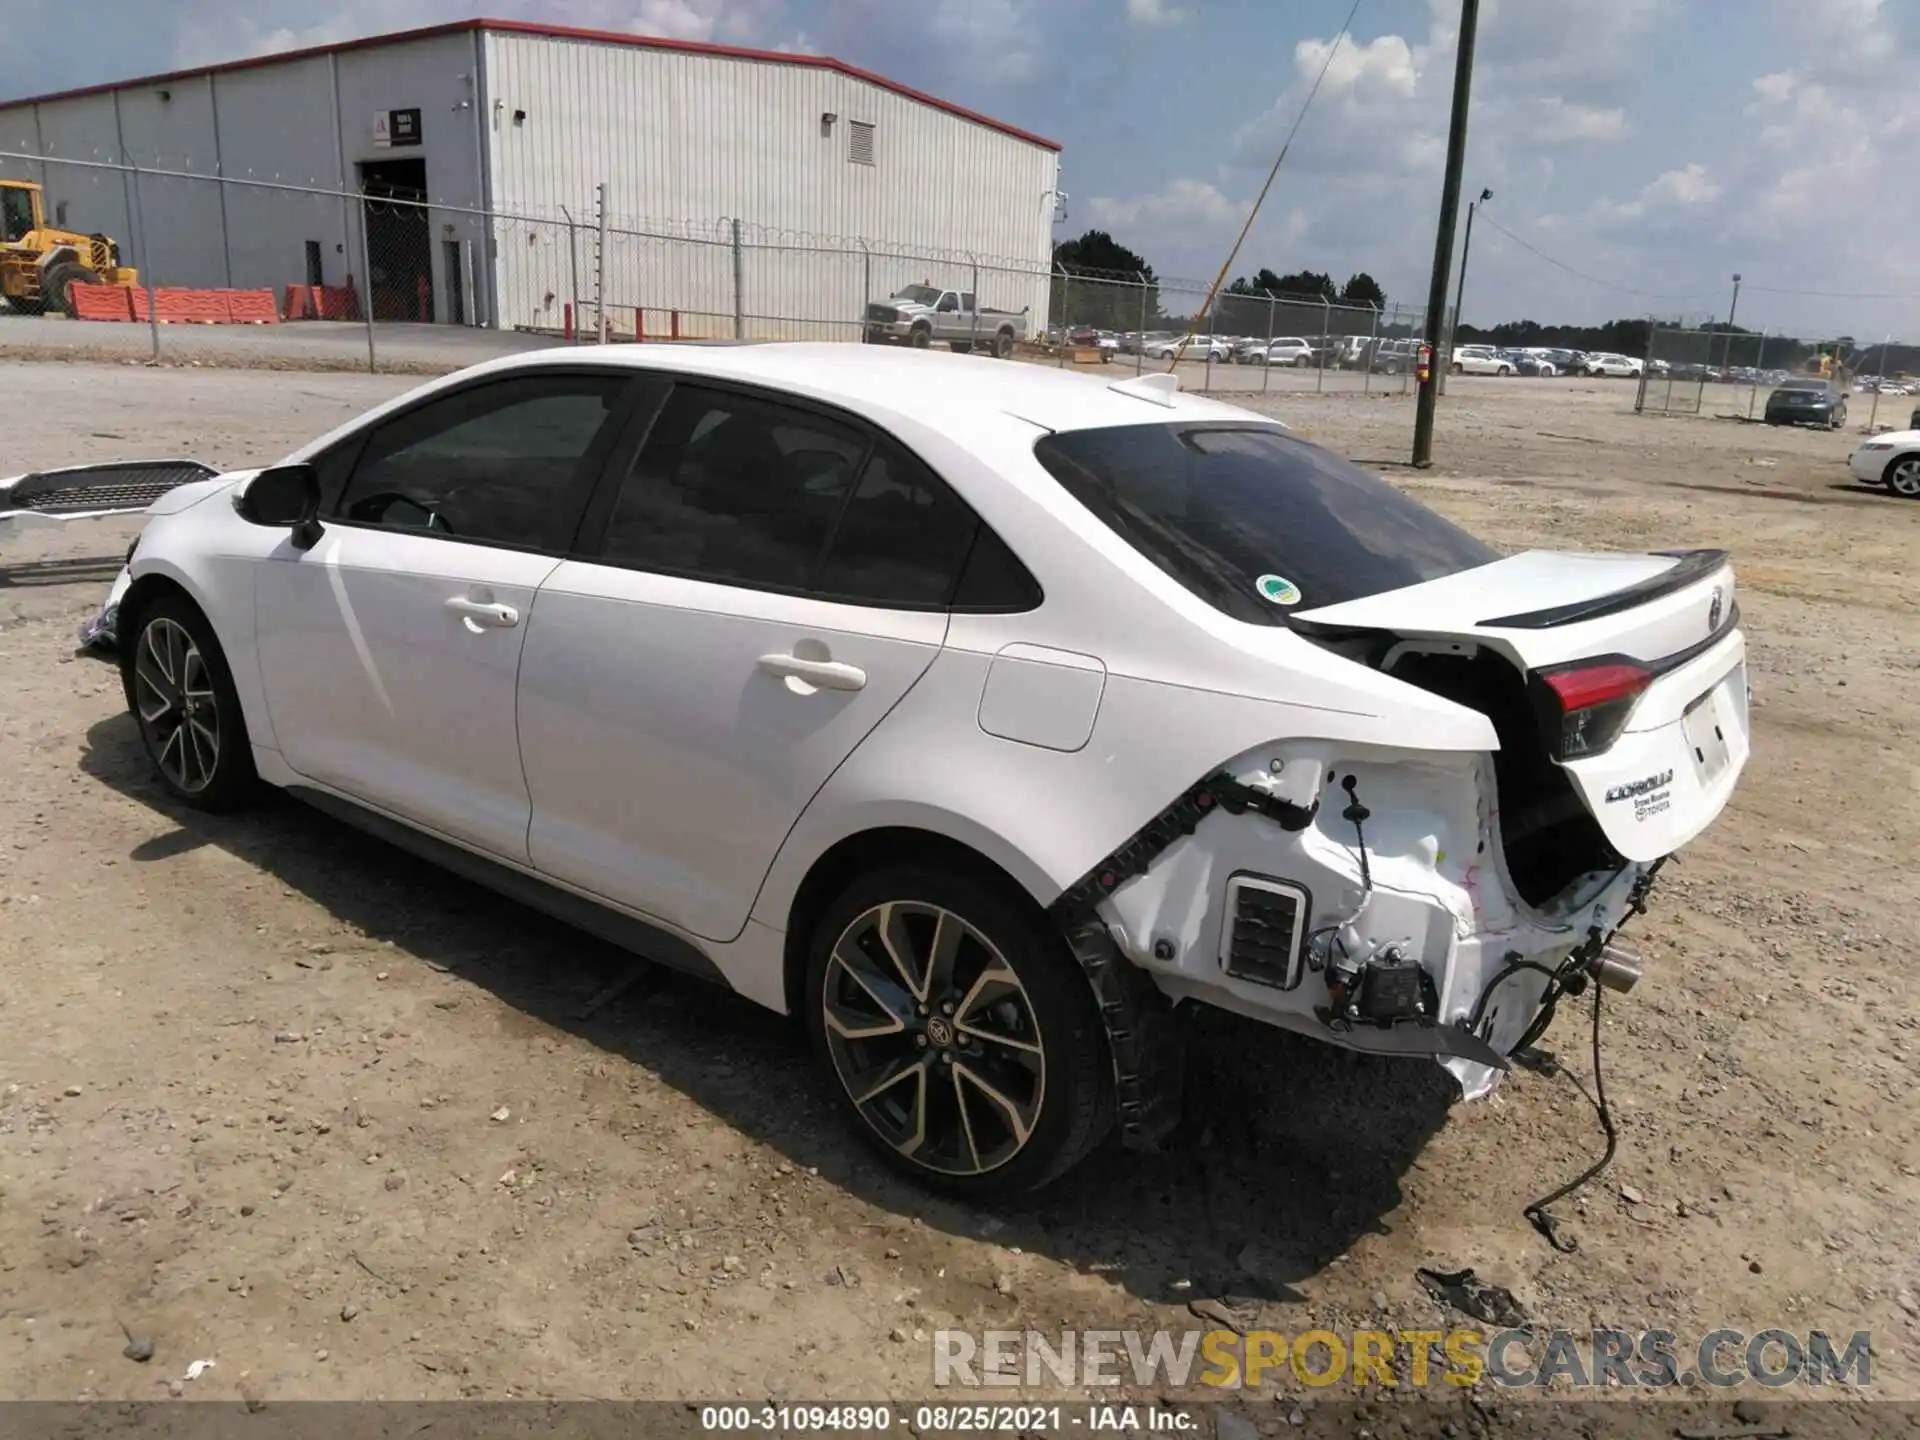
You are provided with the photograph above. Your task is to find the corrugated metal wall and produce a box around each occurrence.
[0,32,489,317]
[484,31,1058,339]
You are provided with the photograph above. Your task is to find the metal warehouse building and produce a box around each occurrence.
[0,19,1061,336]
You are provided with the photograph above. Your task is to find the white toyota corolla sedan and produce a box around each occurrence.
[94,343,1750,1195]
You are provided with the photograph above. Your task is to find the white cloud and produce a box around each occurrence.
[1531,98,1628,142]
[931,0,1037,82]
[1125,0,1191,27]
[1086,177,1239,233]
[1294,32,1416,100]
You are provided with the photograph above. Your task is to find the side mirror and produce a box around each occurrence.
[235,463,323,549]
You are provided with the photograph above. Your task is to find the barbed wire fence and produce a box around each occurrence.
[3,148,1429,395]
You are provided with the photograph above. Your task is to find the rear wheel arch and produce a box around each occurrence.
[780,826,1052,1019]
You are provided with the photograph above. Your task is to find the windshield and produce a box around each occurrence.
[892,285,943,306]
[1032,423,1499,626]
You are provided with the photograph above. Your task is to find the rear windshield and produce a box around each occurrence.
[1032,423,1499,625]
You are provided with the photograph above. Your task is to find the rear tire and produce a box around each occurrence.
[120,591,259,812]
[993,329,1015,358]
[804,864,1112,1197]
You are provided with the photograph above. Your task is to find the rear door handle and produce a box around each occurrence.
[757,652,867,693]
[445,596,519,630]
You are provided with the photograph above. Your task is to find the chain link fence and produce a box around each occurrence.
[2,149,1436,393]
[1048,265,1428,395]
[1634,322,1920,430]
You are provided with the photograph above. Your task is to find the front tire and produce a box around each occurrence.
[805,865,1111,1197]
[909,325,932,349]
[1885,455,1920,498]
[121,592,258,811]
[43,260,99,317]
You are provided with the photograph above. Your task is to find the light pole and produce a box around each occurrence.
[1722,272,1741,374]
[1440,187,1491,395]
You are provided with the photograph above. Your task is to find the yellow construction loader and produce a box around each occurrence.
[0,178,139,317]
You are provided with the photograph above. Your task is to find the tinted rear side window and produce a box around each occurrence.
[1032,423,1498,625]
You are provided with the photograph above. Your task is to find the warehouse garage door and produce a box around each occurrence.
[359,158,433,323]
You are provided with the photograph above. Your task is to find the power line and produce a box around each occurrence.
[1168,0,1364,367]
[1474,214,1710,301]
[1477,213,1920,305]
[1740,282,1920,300]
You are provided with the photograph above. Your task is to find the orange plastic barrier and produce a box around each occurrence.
[222,289,280,323]
[153,288,230,324]
[68,283,135,321]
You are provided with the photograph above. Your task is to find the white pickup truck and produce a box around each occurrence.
[864,285,1028,357]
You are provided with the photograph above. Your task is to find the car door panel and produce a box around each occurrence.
[518,566,945,941]
[251,370,644,863]
[256,529,559,859]
[515,382,991,944]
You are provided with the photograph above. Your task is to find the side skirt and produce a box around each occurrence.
[284,784,729,989]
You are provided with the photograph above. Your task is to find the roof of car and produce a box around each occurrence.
[478,342,1266,435]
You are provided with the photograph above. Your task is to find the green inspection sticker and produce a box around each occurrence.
[1256,573,1302,606]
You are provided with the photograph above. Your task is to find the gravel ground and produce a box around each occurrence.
[0,360,1915,1426]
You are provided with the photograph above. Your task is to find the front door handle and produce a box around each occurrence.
[757,652,867,693]
[445,596,519,630]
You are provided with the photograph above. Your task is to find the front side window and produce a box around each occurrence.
[1,186,34,242]
[337,374,631,550]
[1032,423,1499,625]
[601,386,868,591]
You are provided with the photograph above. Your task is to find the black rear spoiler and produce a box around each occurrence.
[1479,548,1729,630]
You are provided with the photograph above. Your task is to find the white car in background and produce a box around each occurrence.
[1848,428,1920,498]
[1261,337,1319,368]
[1449,345,1513,376]
[1147,334,1230,362]
[88,344,1750,1195]
[1584,353,1644,379]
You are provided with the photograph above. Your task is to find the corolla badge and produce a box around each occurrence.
[1708,585,1724,632]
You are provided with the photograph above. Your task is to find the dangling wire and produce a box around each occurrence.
[1167,0,1366,371]
[1524,982,1619,1253]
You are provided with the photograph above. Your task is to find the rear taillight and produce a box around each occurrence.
[1540,661,1651,760]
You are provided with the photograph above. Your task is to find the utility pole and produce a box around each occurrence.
[1411,0,1480,467]
[1437,187,1490,398]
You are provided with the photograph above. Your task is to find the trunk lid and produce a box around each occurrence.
[1294,549,1749,861]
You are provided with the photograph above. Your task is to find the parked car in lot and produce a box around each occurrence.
[1261,336,1320,368]
[865,285,1027,356]
[88,344,1749,1195]
[1370,338,1423,374]
[1764,377,1848,429]
[1147,334,1230,362]
[1847,427,1920,498]
[1582,353,1643,379]
[1449,345,1513,376]
[1512,350,1558,377]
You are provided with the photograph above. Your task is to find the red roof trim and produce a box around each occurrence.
[0,16,1063,152]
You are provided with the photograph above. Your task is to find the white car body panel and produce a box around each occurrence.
[516,559,947,943]
[254,525,561,861]
[94,343,1750,1110]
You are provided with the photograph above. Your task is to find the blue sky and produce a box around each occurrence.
[4,0,1916,337]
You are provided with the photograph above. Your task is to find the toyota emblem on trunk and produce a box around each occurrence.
[1708,586,1724,632]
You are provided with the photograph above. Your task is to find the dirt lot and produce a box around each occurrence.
[1,360,1915,1419]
